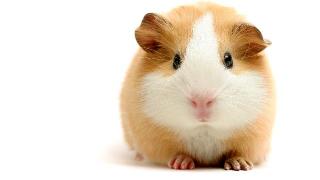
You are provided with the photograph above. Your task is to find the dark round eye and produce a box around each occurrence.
[173,54,181,70]
[223,52,233,69]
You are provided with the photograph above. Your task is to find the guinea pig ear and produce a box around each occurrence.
[135,13,172,53]
[231,23,271,58]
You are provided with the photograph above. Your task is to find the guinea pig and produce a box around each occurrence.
[120,2,275,171]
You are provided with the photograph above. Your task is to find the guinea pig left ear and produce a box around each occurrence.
[135,13,172,53]
[231,23,271,58]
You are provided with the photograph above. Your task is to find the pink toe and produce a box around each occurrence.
[181,159,190,169]
[168,158,176,168]
[188,161,195,169]
[173,157,183,169]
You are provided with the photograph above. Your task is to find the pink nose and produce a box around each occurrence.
[190,95,215,121]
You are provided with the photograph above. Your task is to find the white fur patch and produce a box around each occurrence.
[140,13,268,162]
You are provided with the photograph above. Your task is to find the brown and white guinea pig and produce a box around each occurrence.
[120,2,275,171]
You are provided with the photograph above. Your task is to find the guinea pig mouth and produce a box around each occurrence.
[198,118,209,122]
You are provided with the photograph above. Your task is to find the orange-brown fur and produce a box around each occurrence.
[120,2,275,166]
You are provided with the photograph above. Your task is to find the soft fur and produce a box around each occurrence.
[120,2,275,169]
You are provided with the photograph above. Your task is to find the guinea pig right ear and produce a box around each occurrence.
[231,23,271,58]
[135,13,172,53]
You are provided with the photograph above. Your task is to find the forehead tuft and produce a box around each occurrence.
[185,13,220,63]
[190,13,217,48]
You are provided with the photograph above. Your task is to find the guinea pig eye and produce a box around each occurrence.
[223,52,233,69]
[173,54,181,70]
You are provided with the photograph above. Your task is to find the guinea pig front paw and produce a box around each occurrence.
[224,157,253,171]
[168,154,195,170]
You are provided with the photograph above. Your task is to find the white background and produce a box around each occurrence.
[1,0,320,179]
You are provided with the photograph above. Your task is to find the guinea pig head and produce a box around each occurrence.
[136,8,271,134]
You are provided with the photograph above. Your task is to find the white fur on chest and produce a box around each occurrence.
[180,126,226,163]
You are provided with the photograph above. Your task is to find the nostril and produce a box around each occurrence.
[206,99,214,107]
[191,100,197,108]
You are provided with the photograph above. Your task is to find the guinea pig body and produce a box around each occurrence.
[120,2,275,171]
